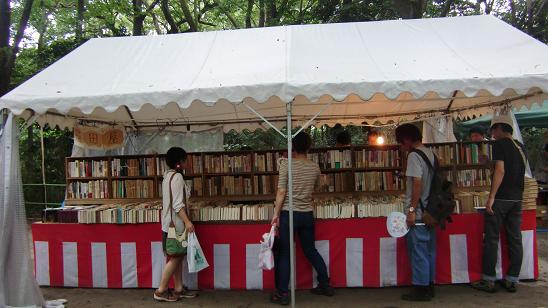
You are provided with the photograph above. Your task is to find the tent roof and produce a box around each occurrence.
[1,15,547,131]
[460,100,548,128]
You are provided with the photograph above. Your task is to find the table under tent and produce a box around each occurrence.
[1,15,547,308]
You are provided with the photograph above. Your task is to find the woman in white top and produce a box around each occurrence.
[154,147,197,302]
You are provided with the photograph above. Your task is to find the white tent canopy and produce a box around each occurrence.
[1,15,547,131]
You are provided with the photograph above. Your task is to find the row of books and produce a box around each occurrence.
[253,152,282,172]
[77,201,162,224]
[253,175,279,195]
[354,171,404,191]
[454,191,489,213]
[204,154,253,173]
[317,173,353,193]
[457,143,492,165]
[111,158,156,177]
[156,156,203,176]
[428,145,455,166]
[314,202,355,219]
[68,160,109,178]
[241,204,275,221]
[67,180,109,199]
[206,176,253,196]
[193,205,242,221]
[111,180,155,198]
[354,149,400,168]
[308,150,352,169]
[453,169,492,188]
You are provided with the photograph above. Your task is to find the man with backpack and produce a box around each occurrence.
[396,124,438,302]
[472,115,527,293]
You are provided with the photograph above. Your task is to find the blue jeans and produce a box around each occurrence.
[276,211,329,293]
[406,225,436,286]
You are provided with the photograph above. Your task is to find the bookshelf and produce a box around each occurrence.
[64,142,495,220]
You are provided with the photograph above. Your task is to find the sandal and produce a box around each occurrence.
[173,289,199,299]
[471,279,497,293]
[270,291,290,306]
[153,289,178,302]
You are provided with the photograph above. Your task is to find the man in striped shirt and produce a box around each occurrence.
[270,132,334,305]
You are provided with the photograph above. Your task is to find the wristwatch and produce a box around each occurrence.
[409,207,415,213]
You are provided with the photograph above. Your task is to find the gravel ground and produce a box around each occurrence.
[40,232,548,308]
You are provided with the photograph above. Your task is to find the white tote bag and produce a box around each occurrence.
[187,233,209,273]
[258,225,276,270]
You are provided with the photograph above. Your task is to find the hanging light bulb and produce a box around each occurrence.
[376,136,385,145]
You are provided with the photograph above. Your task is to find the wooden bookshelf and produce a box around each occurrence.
[64,142,494,206]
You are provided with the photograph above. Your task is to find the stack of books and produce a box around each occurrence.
[523,177,538,208]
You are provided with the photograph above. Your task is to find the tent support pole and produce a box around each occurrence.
[286,102,296,308]
[292,100,333,138]
[243,103,287,138]
[40,125,48,209]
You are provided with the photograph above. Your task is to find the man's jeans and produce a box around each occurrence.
[482,200,523,283]
[276,210,329,293]
[406,225,436,286]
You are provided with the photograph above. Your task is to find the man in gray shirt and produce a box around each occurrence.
[396,124,436,302]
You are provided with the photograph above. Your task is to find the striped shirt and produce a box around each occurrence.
[277,158,320,212]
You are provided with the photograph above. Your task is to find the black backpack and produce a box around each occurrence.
[411,149,456,229]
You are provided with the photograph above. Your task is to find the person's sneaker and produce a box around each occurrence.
[311,285,335,297]
[499,279,517,293]
[153,289,178,302]
[471,279,497,293]
[429,283,435,298]
[270,292,290,306]
[172,289,199,299]
[401,286,432,302]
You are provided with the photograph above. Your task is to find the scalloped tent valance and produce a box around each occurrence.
[1,15,547,131]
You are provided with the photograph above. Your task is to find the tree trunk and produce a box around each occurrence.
[161,0,179,33]
[0,0,9,48]
[76,0,85,41]
[212,0,241,28]
[393,0,426,19]
[179,0,198,32]
[440,0,454,17]
[265,0,277,26]
[525,0,534,33]
[0,0,34,96]
[340,0,353,22]
[259,0,265,27]
[37,0,50,68]
[246,0,254,28]
[133,0,145,36]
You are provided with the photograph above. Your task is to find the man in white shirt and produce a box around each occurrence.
[396,124,436,302]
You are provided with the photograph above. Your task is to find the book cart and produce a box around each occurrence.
[32,141,539,290]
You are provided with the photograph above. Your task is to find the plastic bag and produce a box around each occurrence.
[258,225,276,270]
[187,232,209,273]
